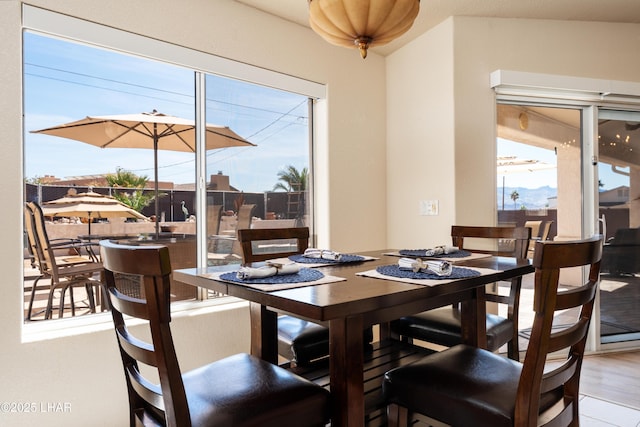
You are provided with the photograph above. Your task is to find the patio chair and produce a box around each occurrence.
[237,227,373,367]
[231,203,256,255]
[390,225,531,360]
[24,202,104,320]
[206,204,223,252]
[99,239,330,427]
[382,235,603,427]
[207,204,256,264]
[526,220,553,258]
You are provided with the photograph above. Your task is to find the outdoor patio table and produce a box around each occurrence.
[173,249,533,427]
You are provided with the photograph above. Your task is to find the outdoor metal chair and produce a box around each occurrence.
[24,202,104,320]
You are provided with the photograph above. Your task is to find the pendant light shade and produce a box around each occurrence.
[308,0,420,59]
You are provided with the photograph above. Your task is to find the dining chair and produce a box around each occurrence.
[390,225,531,360]
[99,239,331,427]
[237,227,373,367]
[382,235,603,427]
[24,202,104,320]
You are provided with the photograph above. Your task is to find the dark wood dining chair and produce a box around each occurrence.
[382,235,603,427]
[391,225,532,360]
[237,227,373,367]
[24,202,103,320]
[99,239,331,427]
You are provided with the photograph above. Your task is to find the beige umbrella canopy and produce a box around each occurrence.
[31,110,256,236]
[42,191,148,235]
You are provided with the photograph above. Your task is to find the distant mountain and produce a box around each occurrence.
[497,185,557,210]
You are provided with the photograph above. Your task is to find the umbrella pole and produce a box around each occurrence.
[154,128,160,239]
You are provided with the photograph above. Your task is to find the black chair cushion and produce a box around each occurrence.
[183,353,330,427]
[278,315,374,366]
[391,306,513,351]
[383,345,561,427]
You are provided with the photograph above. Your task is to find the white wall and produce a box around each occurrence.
[0,1,388,425]
[386,16,640,249]
[386,19,456,249]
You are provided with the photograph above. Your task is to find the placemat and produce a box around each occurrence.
[357,266,498,287]
[383,251,492,263]
[221,268,323,284]
[398,249,472,258]
[262,255,377,268]
[202,270,347,291]
[376,264,481,280]
[289,254,367,264]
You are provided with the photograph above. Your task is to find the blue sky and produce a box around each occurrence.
[24,32,309,193]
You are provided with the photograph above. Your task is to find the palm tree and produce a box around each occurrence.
[273,165,308,192]
[510,190,520,210]
[105,167,154,212]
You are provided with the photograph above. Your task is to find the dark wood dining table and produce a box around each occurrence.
[173,249,533,427]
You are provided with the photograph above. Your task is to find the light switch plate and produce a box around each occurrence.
[419,200,439,216]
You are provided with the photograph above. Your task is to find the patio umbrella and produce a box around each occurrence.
[41,191,148,235]
[31,110,255,237]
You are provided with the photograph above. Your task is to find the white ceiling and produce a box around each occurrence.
[236,0,640,56]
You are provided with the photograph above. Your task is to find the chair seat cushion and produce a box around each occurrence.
[391,306,513,351]
[278,315,374,366]
[383,345,561,427]
[183,353,330,427]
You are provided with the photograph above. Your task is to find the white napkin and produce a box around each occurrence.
[398,257,453,276]
[420,245,459,256]
[237,262,300,280]
[303,248,342,261]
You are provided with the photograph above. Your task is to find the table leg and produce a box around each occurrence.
[329,316,365,427]
[249,302,278,363]
[460,286,488,348]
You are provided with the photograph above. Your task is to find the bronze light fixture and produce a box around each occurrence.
[308,0,420,59]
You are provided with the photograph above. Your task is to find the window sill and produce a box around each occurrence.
[21,296,247,343]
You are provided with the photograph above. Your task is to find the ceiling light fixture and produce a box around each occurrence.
[308,0,420,59]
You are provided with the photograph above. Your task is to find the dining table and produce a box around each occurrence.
[173,249,534,427]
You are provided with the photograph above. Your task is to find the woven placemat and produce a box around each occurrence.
[398,249,472,258]
[376,264,481,280]
[288,254,366,264]
[220,267,324,285]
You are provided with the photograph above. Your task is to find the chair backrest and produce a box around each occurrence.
[206,204,223,236]
[515,235,603,426]
[100,239,189,427]
[539,220,553,241]
[231,204,256,255]
[26,201,62,280]
[24,203,45,275]
[451,225,531,258]
[237,227,310,265]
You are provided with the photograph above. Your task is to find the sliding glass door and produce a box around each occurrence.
[496,104,583,346]
[497,102,640,350]
[597,110,640,344]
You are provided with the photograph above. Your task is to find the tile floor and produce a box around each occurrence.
[580,395,640,427]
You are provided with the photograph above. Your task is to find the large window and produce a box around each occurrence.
[23,26,315,321]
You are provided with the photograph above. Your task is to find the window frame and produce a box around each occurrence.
[22,6,324,329]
